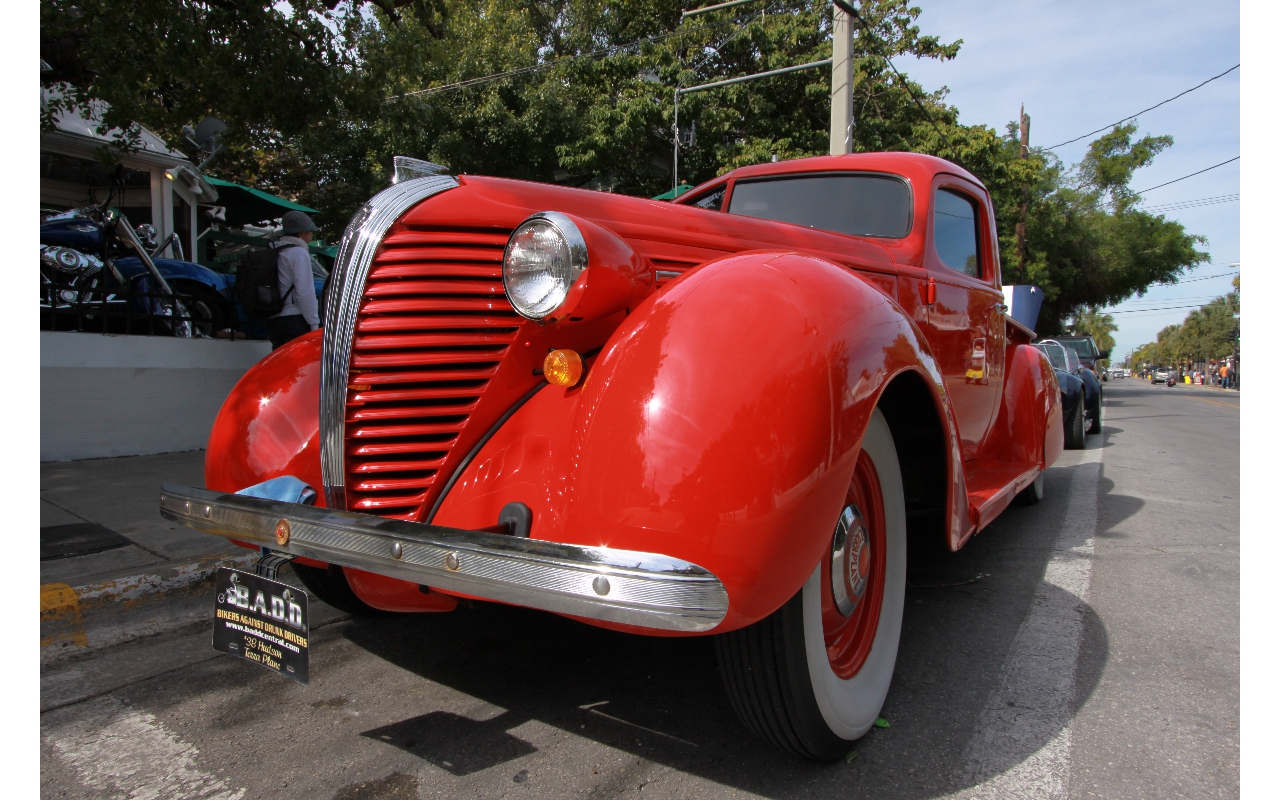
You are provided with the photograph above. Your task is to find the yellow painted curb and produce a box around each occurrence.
[40,583,87,648]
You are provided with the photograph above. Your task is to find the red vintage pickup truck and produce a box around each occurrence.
[162,151,1061,760]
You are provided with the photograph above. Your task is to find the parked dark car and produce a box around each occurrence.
[1054,335,1110,382]
[1035,339,1100,448]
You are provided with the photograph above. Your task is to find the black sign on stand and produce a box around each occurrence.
[212,568,310,684]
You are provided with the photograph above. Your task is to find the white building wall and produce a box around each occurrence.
[41,331,272,461]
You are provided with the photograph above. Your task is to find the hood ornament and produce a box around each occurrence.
[392,156,450,184]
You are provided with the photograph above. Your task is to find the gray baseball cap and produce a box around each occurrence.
[281,210,317,235]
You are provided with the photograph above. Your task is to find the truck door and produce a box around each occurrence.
[923,179,1005,462]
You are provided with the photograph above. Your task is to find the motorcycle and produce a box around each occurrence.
[41,165,194,337]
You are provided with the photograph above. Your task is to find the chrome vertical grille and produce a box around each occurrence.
[320,174,460,510]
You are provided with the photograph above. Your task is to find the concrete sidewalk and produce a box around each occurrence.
[40,450,256,662]
[41,449,235,587]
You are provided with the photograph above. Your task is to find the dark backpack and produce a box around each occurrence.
[235,243,299,320]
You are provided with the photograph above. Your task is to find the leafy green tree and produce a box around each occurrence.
[1129,292,1238,370]
[40,0,1211,325]
[1006,123,1209,333]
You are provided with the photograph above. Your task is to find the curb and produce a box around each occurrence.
[40,551,258,664]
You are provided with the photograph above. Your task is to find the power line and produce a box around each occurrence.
[1044,64,1239,150]
[1106,302,1233,315]
[1166,270,1240,284]
[682,0,760,19]
[1133,156,1239,194]
[1140,193,1239,213]
[1116,295,1230,308]
[678,58,832,95]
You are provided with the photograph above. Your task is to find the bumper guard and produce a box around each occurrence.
[159,482,728,633]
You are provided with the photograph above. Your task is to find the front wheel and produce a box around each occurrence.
[291,562,388,616]
[715,408,907,760]
[170,281,230,338]
[1064,400,1086,450]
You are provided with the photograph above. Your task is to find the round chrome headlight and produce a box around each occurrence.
[503,212,588,321]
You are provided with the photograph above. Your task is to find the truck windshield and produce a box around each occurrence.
[1056,338,1098,358]
[727,174,912,238]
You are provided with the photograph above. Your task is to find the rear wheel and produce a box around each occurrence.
[1065,400,1086,450]
[1087,398,1102,435]
[291,562,388,616]
[715,408,907,760]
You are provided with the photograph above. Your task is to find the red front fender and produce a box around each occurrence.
[435,251,947,632]
[205,330,324,496]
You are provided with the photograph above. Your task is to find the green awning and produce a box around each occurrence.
[204,176,319,226]
[651,184,695,201]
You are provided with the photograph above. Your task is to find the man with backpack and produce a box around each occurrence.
[235,210,321,350]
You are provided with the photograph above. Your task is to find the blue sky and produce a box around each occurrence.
[900,0,1240,360]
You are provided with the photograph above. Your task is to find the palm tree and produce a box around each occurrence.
[1070,307,1119,365]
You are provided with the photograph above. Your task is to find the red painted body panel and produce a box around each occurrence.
[433,251,949,632]
[200,152,1060,630]
[344,568,458,613]
[205,330,325,497]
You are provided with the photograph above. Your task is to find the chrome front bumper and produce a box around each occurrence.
[159,483,729,633]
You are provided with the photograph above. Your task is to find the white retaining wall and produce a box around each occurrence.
[41,331,272,462]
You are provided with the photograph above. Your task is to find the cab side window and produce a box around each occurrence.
[686,186,726,211]
[934,188,981,278]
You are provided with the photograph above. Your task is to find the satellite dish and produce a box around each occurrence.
[192,117,227,155]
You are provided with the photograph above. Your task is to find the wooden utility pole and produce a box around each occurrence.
[829,4,854,155]
[1015,105,1031,272]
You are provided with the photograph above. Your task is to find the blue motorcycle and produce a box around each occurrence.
[40,167,235,337]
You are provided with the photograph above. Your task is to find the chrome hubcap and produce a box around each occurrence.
[830,505,870,617]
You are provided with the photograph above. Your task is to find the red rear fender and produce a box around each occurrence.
[434,251,945,632]
[988,344,1063,471]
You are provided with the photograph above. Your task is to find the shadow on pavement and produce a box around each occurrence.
[361,710,538,776]
[332,458,1113,799]
[1095,476,1144,539]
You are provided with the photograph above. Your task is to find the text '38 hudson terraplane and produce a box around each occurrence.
[160,151,1063,760]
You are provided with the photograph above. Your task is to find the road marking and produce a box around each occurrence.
[577,701,699,747]
[1188,396,1239,409]
[954,410,1103,799]
[44,695,245,800]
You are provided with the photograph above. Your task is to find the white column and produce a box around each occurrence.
[829,7,854,156]
[188,193,198,260]
[149,169,167,237]
[151,169,174,242]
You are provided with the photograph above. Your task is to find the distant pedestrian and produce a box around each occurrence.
[1219,364,1228,389]
[267,211,321,350]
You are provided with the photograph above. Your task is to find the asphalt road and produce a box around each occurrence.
[40,379,1239,799]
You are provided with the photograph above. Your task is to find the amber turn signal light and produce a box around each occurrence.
[544,349,584,387]
[347,383,371,391]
